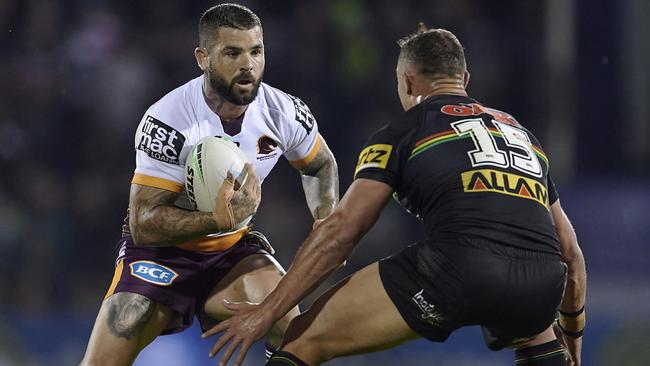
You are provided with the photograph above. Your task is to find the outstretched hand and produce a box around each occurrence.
[202,300,275,366]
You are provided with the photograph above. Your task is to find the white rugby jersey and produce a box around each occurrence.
[132,75,321,194]
[124,76,322,251]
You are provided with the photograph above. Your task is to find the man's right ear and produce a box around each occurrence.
[195,47,208,71]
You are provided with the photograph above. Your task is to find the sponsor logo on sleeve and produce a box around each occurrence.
[289,95,315,134]
[137,116,186,165]
[354,144,393,176]
[129,261,178,286]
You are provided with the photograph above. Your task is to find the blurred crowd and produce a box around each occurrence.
[0,0,554,316]
[1,0,649,364]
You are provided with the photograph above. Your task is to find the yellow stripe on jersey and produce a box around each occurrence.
[177,227,250,252]
[104,259,124,300]
[289,134,322,169]
[132,173,184,193]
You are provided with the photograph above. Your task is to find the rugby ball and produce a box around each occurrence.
[185,136,253,229]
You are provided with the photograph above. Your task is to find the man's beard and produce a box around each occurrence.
[208,66,263,106]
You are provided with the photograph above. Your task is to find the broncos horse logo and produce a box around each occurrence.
[257,135,278,155]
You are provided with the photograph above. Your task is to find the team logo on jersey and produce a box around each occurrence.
[257,136,278,154]
[289,95,315,134]
[137,116,186,165]
[256,135,279,161]
[129,261,178,286]
[411,289,447,327]
[461,169,549,209]
[354,144,392,177]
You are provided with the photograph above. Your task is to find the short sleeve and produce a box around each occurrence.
[132,111,188,193]
[282,95,320,168]
[547,172,559,205]
[353,125,404,189]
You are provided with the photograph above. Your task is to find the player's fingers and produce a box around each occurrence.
[552,323,568,349]
[219,337,241,366]
[233,339,254,366]
[254,173,262,200]
[217,172,236,200]
[312,219,325,230]
[223,171,235,187]
[241,164,260,194]
[202,321,229,339]
[209,331,234,358]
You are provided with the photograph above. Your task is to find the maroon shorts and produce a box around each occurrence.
[104,234,268,334]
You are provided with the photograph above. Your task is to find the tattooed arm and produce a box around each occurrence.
[130,164,261,247]
[129,185,220,246]
[293,137,339,220]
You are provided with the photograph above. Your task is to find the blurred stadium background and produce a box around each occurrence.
[1,0,649,365]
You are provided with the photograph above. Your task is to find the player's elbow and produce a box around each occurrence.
[559,236,586,281]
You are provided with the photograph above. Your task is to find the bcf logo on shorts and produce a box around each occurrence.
[129,261,178,286]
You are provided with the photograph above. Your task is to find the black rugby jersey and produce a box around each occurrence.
[355,94,560,254]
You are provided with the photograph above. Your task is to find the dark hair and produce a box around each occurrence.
[199,3,262,49]
[398,23,466,78]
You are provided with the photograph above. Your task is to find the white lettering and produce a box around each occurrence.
[161,144,178,159]
[154,125,167,141]
[134,265,172,281]
[167,130,178,146]
[149,268,163,279]
[149,138,163,153]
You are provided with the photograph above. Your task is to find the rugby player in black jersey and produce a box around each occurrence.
[203,24,586,366]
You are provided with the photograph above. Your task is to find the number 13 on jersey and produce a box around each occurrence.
[451,118,543,178]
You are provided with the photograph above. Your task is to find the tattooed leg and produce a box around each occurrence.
[105,293,155,339]
[80,293,173,366]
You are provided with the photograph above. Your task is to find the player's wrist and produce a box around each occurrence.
[557,306,585,338]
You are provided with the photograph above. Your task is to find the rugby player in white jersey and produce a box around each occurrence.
[80,4,338,365]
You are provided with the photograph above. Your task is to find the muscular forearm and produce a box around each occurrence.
[551,201,587,313]
[560,248,587,311]
[260,212,357,321]
[301,158,339,219]
[132,204,221,247]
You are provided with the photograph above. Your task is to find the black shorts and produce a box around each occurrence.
[378,236,567,350]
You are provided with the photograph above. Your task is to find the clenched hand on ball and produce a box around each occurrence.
[212,163,261,231]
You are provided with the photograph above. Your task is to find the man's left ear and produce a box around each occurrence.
[404,71,414,96]
[463,71,470,88]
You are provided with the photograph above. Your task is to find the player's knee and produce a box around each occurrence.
[104,292,156,339]
[281,312,336,363]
